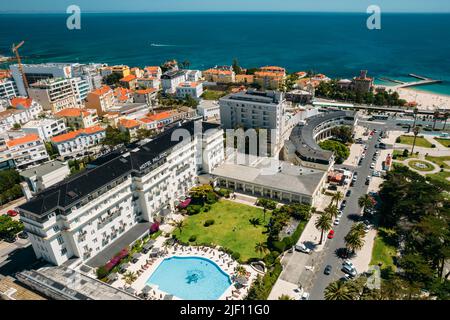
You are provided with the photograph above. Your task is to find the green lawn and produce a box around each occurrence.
[392,150,417,161]
[435,138,450,148]
[425,155,450,170]
[370,228,397,272]
[201,90,228,100]
[398,135,433,148]
[174,200,271,262]
[427,170,450,185]
[408,160,435,172]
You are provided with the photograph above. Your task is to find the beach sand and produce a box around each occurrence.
[377,85,450,111]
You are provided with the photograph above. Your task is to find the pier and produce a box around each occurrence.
[394,74,442,89]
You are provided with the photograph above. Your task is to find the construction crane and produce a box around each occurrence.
[12,41,29,95]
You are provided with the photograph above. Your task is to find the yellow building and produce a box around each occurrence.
[254,66,286,90]
[85,85,115,116]
[235,74,255,84]
[203,68,236,83]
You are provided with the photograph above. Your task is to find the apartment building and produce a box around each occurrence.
[55,108,99,129]
[133,88,158,107]
[161,70,187,94]
[0,79,18,99]
[176,82,204,100]
[85,85,115,116]
[144,66,162,79]
[203,67,236,83]
[136,77,160,90]
[28,78,78,113]
[5,134,49,169]
[50,126,106,157]
[100,65,131,79]
[118,118,141,139]
[119,75,138,90]
[219,89,286,155]
[254,66,286,90]
[185,70,202,82]
[22,118,67,141]
[18,121,224,266]
[10,63,73,96]
[10,97,43,119]
[69,77,90,105]
[0,109,30,132]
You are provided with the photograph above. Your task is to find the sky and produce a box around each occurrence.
[1,0,449,13]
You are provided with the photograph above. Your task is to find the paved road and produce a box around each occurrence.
[307,123,385,300]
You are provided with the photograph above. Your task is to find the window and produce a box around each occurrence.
[57,235,64,245]
[61,247,67,255]
[53,225,60,232]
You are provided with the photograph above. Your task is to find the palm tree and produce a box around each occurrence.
[324,280,355,300]
[412,107,419,128]
[443,112,449,130]
[358,194,374,211]
[315,213,333,244]
[324,204,339,220]
[235,265,247,277]
[350,223,366,238]
[170,220,185,234]
[122,271,137,285]
[432,111,440,130]
[255,242,269,257]
[344,230,365,254]
[411,126,421,154]
[331,191,343,207]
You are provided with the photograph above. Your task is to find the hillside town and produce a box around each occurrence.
[0,58,449,302]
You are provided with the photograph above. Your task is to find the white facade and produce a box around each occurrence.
[19,121,225,266]
[176,82,204,100]
[22,118,67,141]
[197,100,221,121]
[5,135,49,169]
[10,63,73,96]
[28,78,78,113]
[161,71,186,94]
[0,79,18,99]
[186,70,202,82]
[0,109,30,133]
[51,127,106,157]
[69,77,90,105]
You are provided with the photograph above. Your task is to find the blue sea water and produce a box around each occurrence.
[146,256,232,300]
[1,12,450,94]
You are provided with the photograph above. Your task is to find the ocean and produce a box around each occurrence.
[1,12,450,95]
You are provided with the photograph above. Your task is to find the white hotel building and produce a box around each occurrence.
[18,121,225,266]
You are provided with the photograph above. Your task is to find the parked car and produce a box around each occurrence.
[346,190,351,197]
[295,243,312,254]
[342,264,357,277]
[324,265,333,275]
[370,162,375,169]
[337,210,343,218]
[18,231,28,239]
[327,230,335,239]
[343,260,355,270]
[334,218,340,225]
[301,292,310,300]
[7,210,18,217]
[3,235,16,243]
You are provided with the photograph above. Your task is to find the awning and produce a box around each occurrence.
[143,240,156,250]
[107,273,118,281]
[163,294,174,300]
[120,263,130,270]
[132,253,142,260]
[142,285,152,294]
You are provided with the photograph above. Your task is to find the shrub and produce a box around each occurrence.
[396,137,401,143]
[187,204,202,215]
[216,188,231,198]
[245,259,282,300]
[150,222,160,234]
[431,144,436,148]
[96,266,109,279]
[231,252,241,261]
[204,219,215,227]
[203,204,211,212]
[189,235,197,242]
[206,192,218,204]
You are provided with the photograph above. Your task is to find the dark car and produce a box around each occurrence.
[341,200,347,207]
[324,265,333,275]
[18,232,28,239]
[346,190,351,197]
[4,235,16,243]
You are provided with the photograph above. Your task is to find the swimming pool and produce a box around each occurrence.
[146,256,232,300]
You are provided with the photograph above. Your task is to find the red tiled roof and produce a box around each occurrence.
[51,126,105,143]
[120,74,137,82]
[90,85,112,96]
[10,97,33,108]
[118,118,140,129]
[6,134,40,148]
[55,108,92,117]
[146,112,172,121]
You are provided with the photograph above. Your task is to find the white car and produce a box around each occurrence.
[343,260,355,270]
[337,210,343,218]
[370,163,375,169]
[301,292,310,300]
[334,218,340,225]
[295,243,312,254]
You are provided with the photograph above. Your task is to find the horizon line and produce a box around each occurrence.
[1,10,450,14]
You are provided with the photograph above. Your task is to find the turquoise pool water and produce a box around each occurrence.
[146,256,232,300]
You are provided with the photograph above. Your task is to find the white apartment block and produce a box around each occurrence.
[69,77,90,105]
[161,70,186,94]
[50,126,106,157]
[197,100,221,121]
[11,98,44,120]
[0,109,30,133]
[219,89,285,155]
[5,134,49,169]
[176,82,204,100]
[185,70,202,82]
[18,121,224,266]
[28,78,78,113]
[22,118,67,141]
[10,63,73,96]
[0,79,18,99]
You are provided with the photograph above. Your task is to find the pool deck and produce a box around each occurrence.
[108,242,259,300]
